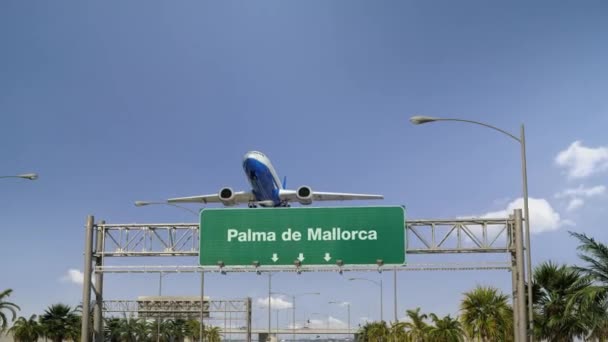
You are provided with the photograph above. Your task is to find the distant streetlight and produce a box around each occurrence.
[0,173,38,180]
[328,301,351,334]
[134,200,199,215]
[410,115,533,338]
[272,291,320,342]
[349,277,383,322]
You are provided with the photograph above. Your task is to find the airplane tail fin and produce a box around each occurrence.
[282,176,287,189]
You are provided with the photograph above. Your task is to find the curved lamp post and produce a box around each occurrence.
[273,291,320,342]
[328,301,351,335]
[410,115,533,339]
[349,277,383,322]
[0,173,38,180]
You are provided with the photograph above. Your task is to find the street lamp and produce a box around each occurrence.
[273,291,320,342]
[328,301,351,335]
[410,115,533,339]
[349,277,383,322]
[0,173,38,180]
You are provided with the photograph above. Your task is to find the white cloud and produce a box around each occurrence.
[566,198,584,211]
[555,185,605,211]
[256,296,293,310]
[327,316,347,329]
[301,317,346,329]
[476,197,562,234]
[555,141,608,179]
[61,269,91,285]
[555,185,606,198]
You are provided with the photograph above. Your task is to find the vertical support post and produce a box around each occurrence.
[510,216,519,341]
[292,296,296,342]
[521,124,534,341]
[380,278,384,322]
[224,301,227,341]
[246,297,252,342]
[158,272,163,342]
[268,273,272,342]
[200,270,205,342]
[393,267,397,323]
[515,209,527,342]
[93,220,105,342]
[347,303,351,337]
[81,215,94,342]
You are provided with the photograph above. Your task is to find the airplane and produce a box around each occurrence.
[167,151,383,207]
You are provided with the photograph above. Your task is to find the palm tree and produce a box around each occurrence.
[460,285,512,341]
[365,321,389,342]
[133,318,151,341]
[357,322,372,342]
[533,261,596,341]
[185,319,201,341]
[388,321,409,342]
[0,289,20,332]
[205,326,221,342]
[165,319,187,342]
[120,316,140,342]
[570,231,608,340]
[9,315,43,342]
[427,314,464,342]
[39,304,80,342]
[403,308,429,341]
[104,317,122,342]
[570,232,608,285]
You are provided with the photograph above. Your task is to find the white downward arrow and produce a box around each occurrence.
[297,253,305,262]
[271,253,279,262]
[324,253,331,262]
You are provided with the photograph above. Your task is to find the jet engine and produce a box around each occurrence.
[296,186,313,205]
[218,187,237,206]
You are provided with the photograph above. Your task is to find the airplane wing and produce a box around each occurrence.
[310,191,384,201]
[279,189,383,203]
[167,191,255,204]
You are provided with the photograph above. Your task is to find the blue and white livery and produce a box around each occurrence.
[168,151,383,207]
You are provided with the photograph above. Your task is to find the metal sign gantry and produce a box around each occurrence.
[81,209,527,342]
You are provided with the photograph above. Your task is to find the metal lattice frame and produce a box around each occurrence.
[407,218,511,254]
[94,218,514,273]
[103,298,248,322]
[83,214,528,342]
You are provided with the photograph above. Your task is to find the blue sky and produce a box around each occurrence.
[1,0,608,334]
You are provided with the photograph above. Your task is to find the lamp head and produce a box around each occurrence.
[134,201,150,207]
[409,115,439,125]
[18,173,38,180]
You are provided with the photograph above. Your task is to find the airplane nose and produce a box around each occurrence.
[243,152,252,163]
[242,156,255,172]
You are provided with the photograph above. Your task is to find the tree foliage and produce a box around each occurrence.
[0,289,20,332]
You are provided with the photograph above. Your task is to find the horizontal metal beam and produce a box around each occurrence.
[96,262,511,273]
[95,217,513,258]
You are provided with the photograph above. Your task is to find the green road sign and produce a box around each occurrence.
[199,206,405,267]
